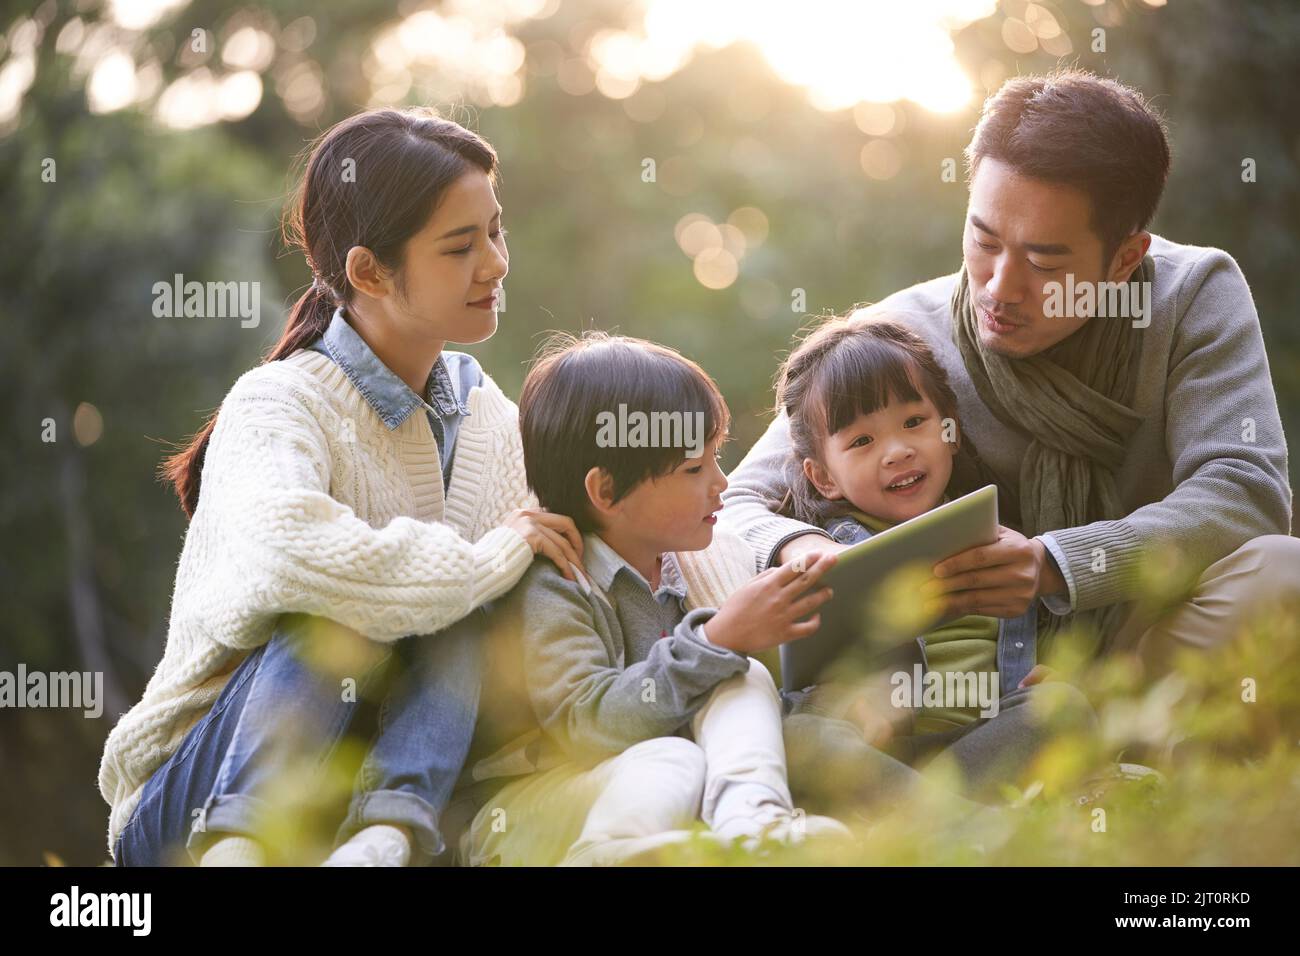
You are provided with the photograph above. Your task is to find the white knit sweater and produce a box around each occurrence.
[98,348,537,856]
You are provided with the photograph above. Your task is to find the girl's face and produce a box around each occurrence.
[389,169,509,346]
[803,390,956,525]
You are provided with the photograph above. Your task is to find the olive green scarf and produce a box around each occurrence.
[950,258,1152,638]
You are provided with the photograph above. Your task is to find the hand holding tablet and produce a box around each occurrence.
[779,485,1000,693]
[704,551,838,656]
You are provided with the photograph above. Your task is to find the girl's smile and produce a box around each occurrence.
[803,391,956,525]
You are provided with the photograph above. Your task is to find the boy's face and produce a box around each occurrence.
[598,431,729,556]
[803,391,956,525]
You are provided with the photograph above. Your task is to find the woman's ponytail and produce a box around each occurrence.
[160,282,336,519]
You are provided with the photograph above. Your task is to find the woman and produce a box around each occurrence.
[100,108,584,867]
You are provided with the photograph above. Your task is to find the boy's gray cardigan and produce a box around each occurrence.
[462,531,757,787]
[704,235,1292,615]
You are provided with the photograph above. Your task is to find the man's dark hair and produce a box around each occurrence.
[519,331,730,533]
[965,70,1171,265]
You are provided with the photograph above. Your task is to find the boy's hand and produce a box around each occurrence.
[504,508,586,582]
[704,551,838,655]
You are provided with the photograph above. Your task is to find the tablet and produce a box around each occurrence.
[779,484,999,692]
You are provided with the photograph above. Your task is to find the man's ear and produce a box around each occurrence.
[345,245,395,300]
[803,458,843,500]
[1106,231,1152,284]
[583,466,618,524]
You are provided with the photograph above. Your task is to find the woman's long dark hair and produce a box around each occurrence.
[161,108,499,518]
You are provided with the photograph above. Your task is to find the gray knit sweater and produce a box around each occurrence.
[463,531,756,787]
[718,234,1292,614]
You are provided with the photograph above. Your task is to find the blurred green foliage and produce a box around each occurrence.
[658,596,1300,866]
[1,0,1297,865]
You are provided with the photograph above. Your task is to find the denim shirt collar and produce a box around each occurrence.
[312,307,471,430]
[577,533,688,602]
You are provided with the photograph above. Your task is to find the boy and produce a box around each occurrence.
[456,332,847,866]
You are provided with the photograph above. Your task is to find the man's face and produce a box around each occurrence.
[962,158,1111,358]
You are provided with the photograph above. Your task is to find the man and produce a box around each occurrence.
[705,71,1297,677]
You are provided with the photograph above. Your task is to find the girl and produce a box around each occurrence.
[100,108,586,867]
[772,314,1096,795]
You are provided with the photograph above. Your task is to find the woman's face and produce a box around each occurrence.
[389,168,509,346]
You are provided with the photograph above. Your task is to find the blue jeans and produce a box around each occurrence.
[113,610,486,866]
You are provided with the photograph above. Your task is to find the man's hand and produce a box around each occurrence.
[705,551,838,655]
[927,526,1066,619]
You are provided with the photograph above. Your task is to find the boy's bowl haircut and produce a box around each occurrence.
[519,330,730,533]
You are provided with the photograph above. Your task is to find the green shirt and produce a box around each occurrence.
[850,509,999,732]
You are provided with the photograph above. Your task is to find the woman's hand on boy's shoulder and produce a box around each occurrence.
[704,551,838,655]
[503,508,587,582]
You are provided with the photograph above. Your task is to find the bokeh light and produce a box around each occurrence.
[586,0,996,114]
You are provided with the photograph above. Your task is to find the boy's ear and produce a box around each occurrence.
[803,458,843,500]
[583,466,618,521]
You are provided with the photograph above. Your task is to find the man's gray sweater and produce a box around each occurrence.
[720,235,1292,614]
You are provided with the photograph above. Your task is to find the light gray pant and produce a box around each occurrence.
[462,660,794,866]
